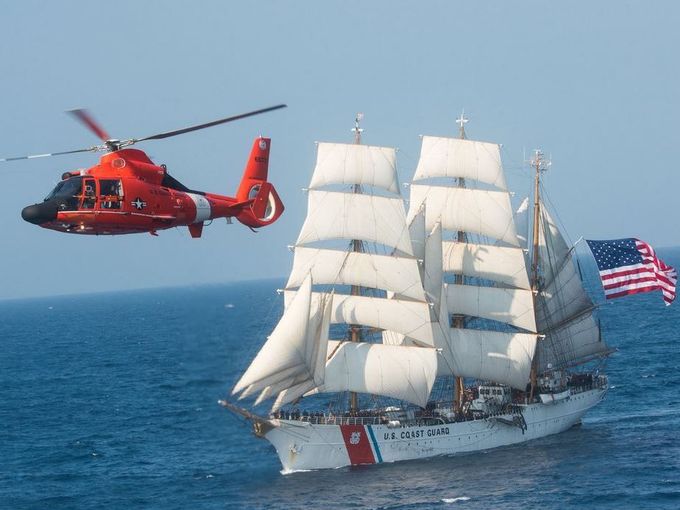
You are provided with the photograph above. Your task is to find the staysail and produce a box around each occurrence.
[534,204,609,370]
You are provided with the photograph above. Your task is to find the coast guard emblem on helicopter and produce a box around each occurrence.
[131,197,147,210]
[349,431,361,445]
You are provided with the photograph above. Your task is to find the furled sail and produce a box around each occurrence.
[306,341,438,408]
[413,136,507,190]
[309,143,400,194]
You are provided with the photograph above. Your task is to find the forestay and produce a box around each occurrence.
[232,276,314,395]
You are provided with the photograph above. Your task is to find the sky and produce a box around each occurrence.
[0,0,678,300]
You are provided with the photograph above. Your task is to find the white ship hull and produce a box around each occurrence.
[263,386,607,472]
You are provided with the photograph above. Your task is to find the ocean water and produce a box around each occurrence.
[2,255,680,509]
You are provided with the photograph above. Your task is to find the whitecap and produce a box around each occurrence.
[442,496,470,503]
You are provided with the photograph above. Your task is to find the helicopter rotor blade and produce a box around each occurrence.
[132,104,287,143]
[67,109,111,142]
[0,146,100,162]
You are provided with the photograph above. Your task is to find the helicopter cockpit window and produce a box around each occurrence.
[44,177,82,211]
[100,179,123,210]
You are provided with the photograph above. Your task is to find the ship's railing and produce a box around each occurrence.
[273,412,383,426]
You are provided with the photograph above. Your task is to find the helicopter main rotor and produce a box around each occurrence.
[0,104,287,162]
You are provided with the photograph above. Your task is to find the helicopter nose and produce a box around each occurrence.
[21,202,58,225]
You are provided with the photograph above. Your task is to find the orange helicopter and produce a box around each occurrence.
[2,105,286,237]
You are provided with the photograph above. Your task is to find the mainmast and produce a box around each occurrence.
[528,149,550,399]
[453,111,468,413]
[349,112,364,413]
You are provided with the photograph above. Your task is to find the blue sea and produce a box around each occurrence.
[2,253,680,509]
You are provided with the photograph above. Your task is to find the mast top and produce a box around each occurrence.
[530,149,551,173]
[352,112,364,145]
[456,110,469,139]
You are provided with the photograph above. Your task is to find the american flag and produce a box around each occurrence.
[586,238,676,306]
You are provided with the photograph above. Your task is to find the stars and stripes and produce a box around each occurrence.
[586,238,676,306]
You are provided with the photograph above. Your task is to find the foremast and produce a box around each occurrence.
[233,113,440,413]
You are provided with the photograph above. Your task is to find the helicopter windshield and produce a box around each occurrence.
[44,177,82,201]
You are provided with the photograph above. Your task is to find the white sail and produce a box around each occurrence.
[536,258,593,328]
[286,291,434,347]
[309,142,399,194]
[442,241,531,290]
[408,205,426,262]
[308,341,438,408]
[286,247,426,302]
[445,283,537,332]
[232,275,313,395]
[443,329,537,390]
[538,312,609,371]
[413,136,507,190]
[269,291,335,410]
[408,184,519,247]
[424,222,443,309]
[297,190,413,255]
[536,206,593,327]
[535,204,609,367]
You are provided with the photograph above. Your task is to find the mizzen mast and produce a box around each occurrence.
[528,149,550,399]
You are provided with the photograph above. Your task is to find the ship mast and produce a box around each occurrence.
[453,111,468,413]
[528,149,549,400]
[349,112,364,413]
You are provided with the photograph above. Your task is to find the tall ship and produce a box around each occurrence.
[221,114,612,472]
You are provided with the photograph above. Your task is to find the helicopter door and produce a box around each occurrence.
[99,179,123,210]
[81,179,96,209]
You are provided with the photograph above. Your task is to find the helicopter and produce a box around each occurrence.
[2,105,286,237]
